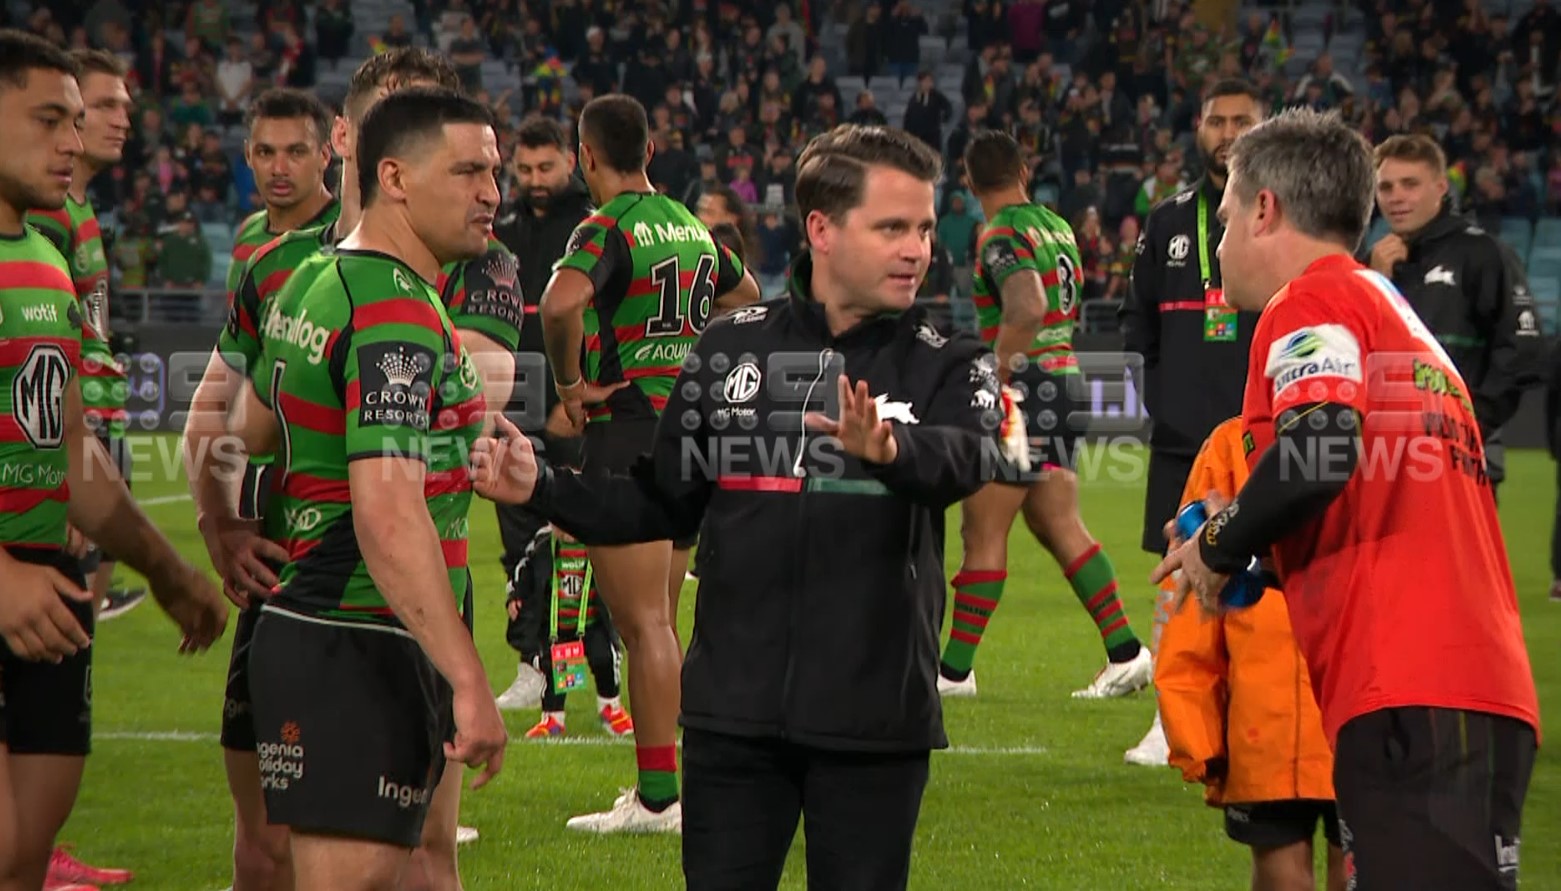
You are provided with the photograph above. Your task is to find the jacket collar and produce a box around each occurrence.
[1407,197,1471,246]
[786,251,914,346]
[518,179,593,222]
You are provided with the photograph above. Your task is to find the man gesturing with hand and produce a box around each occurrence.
[474,124,998,891]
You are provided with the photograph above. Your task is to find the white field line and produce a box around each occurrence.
[95,730,1046,756]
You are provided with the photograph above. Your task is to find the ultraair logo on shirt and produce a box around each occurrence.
[260,304,332,365]
[1265,324,1362,400]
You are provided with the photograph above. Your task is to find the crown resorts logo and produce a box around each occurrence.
[379,348,422,388]
[484,254,519,290]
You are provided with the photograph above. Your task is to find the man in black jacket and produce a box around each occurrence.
[490,115,594,710]
[1365,133,1544,501]
[1118,79,1264,766]
[471,125,1001,891]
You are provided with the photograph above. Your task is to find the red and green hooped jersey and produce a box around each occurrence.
[28,195,127,435]
[555,192,746,423]
[254,250,485,628]
[226,200,341,296]
[436,237,525,353]
[0,229,85,548]
[972,202,1083,376]
[551,537,601,634]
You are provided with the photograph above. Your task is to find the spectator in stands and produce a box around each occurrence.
[1103,215,1139,301]
[760,148,796,209]
[450,16,487,92]
[769,4,807,69]
[753,210,793,297]
[792,55,842,124]
[884,0,928,87]
[1076,206,1110,302]
[730,159,759,205]
[947,101,989,169]
[1135,152,1186,218]
[315,0,355,69]
[903,69,953,153]
[380,14,415,50]
[216,37,254,128]
[186,0,228,54]
[846,3,885,85]
[155,211,212,317]
[937,192,980,271]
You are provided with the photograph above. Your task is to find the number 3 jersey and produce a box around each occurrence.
[971,202,1083,376]
[555,192,746,424]
[0,229,84,549]
[253,250,486,629]
[1240,253,1539,746]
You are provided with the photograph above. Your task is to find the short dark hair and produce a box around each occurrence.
[1203,78,1264,109]
[245,87,334,147]
[345,47,461,122]
[70,48,126,80]
[515,115,568,152]
[795,125,942,223]
[706,184,747,221]
[962,129,1025,193]
[579,95,650,173]
[357,86,494,207]
[0,29,77,92]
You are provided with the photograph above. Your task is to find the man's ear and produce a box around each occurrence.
[378,157,410,203]
[330,115,351,160]
[805,209,834,253]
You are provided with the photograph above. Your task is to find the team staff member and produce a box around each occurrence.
[473,124,1004,891]
[490,114,593,711]
[1365,133,1544,500]
[1118,78,1266,767]
[1156,108,1539,890]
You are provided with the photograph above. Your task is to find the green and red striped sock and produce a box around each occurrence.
[1065,543,1142,663]
[636,744,679,811]
[940,569,1007,681]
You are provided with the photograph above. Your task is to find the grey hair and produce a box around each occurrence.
[1227,107,1376,252]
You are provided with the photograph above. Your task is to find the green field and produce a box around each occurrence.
[59,435,1560,889]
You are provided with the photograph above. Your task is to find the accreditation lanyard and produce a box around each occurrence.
[548,537,591,693]
[1199,192,1238,342]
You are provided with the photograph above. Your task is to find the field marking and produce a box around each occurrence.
[95,730,1046,756]
[140,493,194,506]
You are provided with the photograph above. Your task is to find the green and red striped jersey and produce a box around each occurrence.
[226,200,341,296]
[972,202,1083,376]
[435,237,525,352]
[0,229,85,548]
[254,250,485,628]
[27,195,127,435]
[551,536,601,634]
[555,193,745,422]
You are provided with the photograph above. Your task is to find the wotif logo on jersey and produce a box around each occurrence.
[260,305,331,364]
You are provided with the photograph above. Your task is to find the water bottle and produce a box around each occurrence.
[1174,501,1267,608]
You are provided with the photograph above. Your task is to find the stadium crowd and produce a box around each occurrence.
[3,0,1557,321]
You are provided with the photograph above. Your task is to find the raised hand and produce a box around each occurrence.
[804,375,899,465]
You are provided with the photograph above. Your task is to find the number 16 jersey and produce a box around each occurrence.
[555,192,745,425]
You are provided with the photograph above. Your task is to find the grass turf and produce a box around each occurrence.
[58,435,1561,889]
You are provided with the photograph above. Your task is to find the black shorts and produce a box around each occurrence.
[1224,799,1341,849]
[248,608,455,848]
[221,605,263,751]
[0,547,94,756]
[1141,451,1196,554]
[582,419,696,550]
[80,431,131,572]
[1333,706,1537,890]
[992,367,1084,486]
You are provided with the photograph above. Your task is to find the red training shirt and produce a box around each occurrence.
[1241,253,1539,746]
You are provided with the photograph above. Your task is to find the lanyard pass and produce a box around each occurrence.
[1198,192,1237,342]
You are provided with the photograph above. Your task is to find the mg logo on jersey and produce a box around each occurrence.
[723,362,762,404]
[12,344,70,449]
[633,341,691,364]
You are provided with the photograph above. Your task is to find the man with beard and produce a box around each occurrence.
[489,114,596,712]
[227,88,339,292]
[1117,78,1265,767]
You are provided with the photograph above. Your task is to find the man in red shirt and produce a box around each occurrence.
[1153,108,1539,890]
